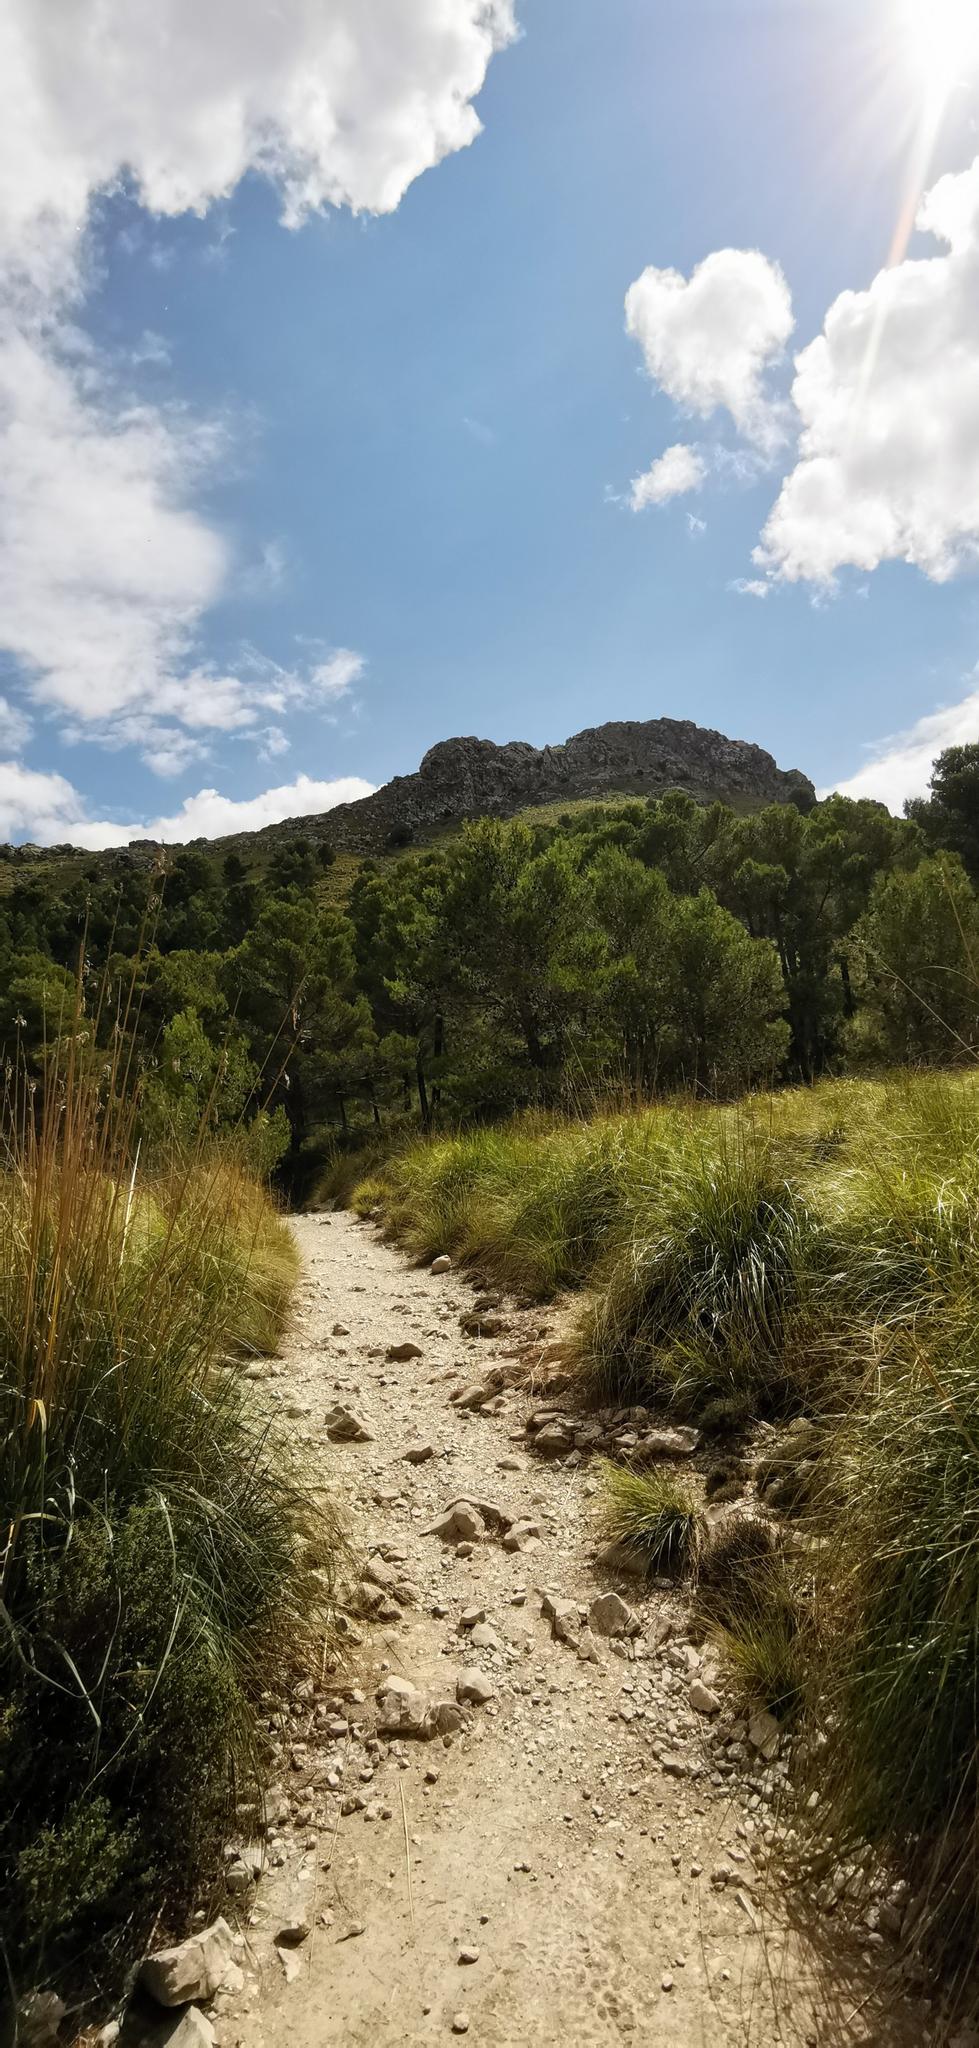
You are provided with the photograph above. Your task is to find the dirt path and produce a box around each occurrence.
[212,1213,927,2048]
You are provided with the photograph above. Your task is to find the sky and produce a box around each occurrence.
[2,0,979,846]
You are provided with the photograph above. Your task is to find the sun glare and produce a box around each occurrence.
[903,0,979,103]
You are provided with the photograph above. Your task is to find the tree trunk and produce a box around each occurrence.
[416,1052,432,1131]
[432,1010,444,1114]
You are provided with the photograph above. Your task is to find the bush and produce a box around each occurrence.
[799,1317,979,1979]
[600,1461,701,1576]
[698,1518,804,1715]
[0,1050,339,2002]
[578,1133,826,1413]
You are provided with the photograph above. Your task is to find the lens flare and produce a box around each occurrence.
[903,0,979,103]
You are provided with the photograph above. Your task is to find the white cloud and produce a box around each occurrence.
[757,155,979,586]
[0,763,376,848]
[0,1,517,295]
[0,1,516,785]
[625,248,794,452]
[821,686,979,811]
[629,443,706,511]
[308,648,366,699]
[0,330,229,729]
[729,577,770,599]
[0,694,32,752]
[0,762,91,844]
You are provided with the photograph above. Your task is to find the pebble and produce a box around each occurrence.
[458,1947,480,1965]
[452,2017,470,2037]
[689,1680,721,1716]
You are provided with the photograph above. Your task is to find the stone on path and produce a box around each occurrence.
[457,1670,497,1705]
[141,1920,236,2007]
[421,1502,486,1543]
[588,1591,639,1638]
[325,1404,373,1443]
[431,1254,452,1273]
[167,2010,215,2048]
[470,1621,503,1651]
[502,1518,540,1553]
[403,1441,435,1463]
[748,1709,781,1760]
[387,1340,423,1362]
[690,1678,721,1716]
[634,1425,701,1460]
[541,1593,581,1647]
[531,1420,574,1457]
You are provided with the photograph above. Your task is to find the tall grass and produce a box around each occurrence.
[352,1069,979,1998]
[798,1313,979,1981]
[578,1130,828,1414]
[0,1033,335,2003]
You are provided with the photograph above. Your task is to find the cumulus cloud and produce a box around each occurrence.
[625,248,794,452]
[0,763,376,848]
[0,330,228,729]
[729,577,770,599]
[757,155,979,585]
[0,0,518,294]
[821,686,979,811]
[0,1,515,788]
[629,443,706,511]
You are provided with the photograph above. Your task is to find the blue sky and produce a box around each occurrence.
[2,0,979,843]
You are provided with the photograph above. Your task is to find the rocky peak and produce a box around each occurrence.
[245,715,814,856]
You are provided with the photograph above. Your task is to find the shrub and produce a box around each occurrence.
[799,1317,979,1979]
[600,1461,701,1576]
[578,1134,825,1412]
[0,1047,338,2002]
[698,1518,804,1716]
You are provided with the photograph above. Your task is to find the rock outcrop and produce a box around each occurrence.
[8,716,815,864]
[245,716,814,857]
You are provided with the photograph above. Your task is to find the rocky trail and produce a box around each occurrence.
[145,1212,930,2048]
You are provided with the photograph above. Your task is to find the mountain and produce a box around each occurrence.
[8,717,815,871]
[231,716,815,860]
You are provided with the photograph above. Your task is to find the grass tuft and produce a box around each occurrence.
[600,1460,701,1576]
[0,1035,340,2005]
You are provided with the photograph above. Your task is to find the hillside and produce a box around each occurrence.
[230,716,816,860]
[3,717,815,878]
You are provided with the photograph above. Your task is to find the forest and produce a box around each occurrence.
[1,742,978,1186]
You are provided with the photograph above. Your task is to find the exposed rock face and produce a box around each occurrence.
[247,716,815,856]
[10,716,814,863]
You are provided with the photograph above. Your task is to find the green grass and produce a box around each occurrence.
[697,1519,805,1715]
[350,1067,979,1999]
[600,1461,701,1575]
[0,1044,340,2005]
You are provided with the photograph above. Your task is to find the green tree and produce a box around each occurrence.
[847,855,979,1063]
[660,891,789,1094]
[907,743,979,881]
[224,900,376,1146]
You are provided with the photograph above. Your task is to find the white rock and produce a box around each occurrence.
[747,1709,781,1761]
[689,1679,721,1716]
[457,1671,496,1705]
[166,2010,215,2048]
[324,1404,373,1443]
[141,1920,236,2007]
[588,1592,638,1638]
[432,1255,452,1273]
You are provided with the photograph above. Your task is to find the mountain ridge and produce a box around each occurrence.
[233,715,815,859]
[9,716,816,864]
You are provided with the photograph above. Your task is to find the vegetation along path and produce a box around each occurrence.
[207,1213,925,2048]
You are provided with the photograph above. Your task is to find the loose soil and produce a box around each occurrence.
[207,1213,927,2048]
